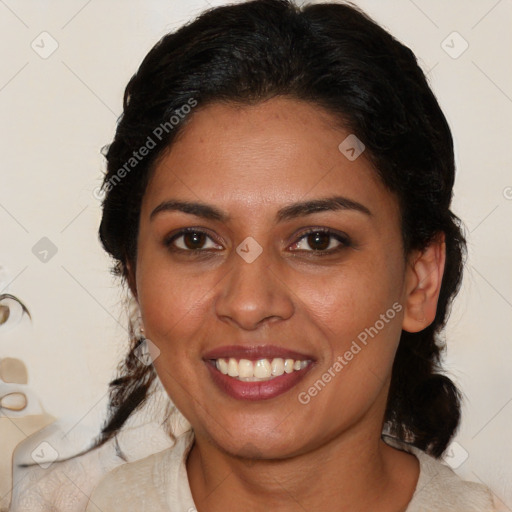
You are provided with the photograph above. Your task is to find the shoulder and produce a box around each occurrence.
[86,430,195,512]
[383,435,497,512]
[410,459,496,512]
[390,436,498,511]
[85,448,171,511]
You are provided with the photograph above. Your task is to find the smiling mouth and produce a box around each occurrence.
[202,344,316,399]
[209,357,312,382]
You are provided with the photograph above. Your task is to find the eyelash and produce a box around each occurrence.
[163,227,352,257]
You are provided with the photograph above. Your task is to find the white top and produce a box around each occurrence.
[85,430,498,512]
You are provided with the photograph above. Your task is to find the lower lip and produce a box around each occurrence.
[204,360,313,401]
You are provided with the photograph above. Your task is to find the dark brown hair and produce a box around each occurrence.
[93,0,465,460]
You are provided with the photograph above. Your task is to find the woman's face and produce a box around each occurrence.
[133,97,417,458]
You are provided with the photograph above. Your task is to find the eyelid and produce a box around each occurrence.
[164,226,352,255]
[164,227,224,251]
[288,227,352,253]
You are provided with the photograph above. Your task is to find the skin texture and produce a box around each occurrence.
[127,97,446,512]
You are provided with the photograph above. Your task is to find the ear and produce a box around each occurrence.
[126,260,138,301]
[402,232,446,333]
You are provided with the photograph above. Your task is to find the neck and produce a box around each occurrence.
[186,416,419,512]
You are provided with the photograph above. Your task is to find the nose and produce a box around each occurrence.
[214,250,295,331]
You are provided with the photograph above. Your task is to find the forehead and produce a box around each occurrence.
[142,97,398,223]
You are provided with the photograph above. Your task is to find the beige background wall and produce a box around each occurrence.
[1,0,511,506]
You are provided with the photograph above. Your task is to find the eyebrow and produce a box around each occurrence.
[149,195,372,223]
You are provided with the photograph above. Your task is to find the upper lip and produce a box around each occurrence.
[203,344,315,361]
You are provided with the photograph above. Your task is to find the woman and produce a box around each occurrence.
[78,0,496,510]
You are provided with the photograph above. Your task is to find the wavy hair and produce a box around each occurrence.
[89,0,465,459]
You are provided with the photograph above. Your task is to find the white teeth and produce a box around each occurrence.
[227,358,239,377]
[213,357,310,381]
[271,358,284,376]
[254,359,271,378]
[238,359,254,378]
[284,359,294,373]
[216,358,228,375]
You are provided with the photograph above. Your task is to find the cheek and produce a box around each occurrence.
[136,257,217,351]
[291,264,404,421]
[294,253,404,343]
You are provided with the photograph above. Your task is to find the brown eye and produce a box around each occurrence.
[306,232,331,251]
[165,229,223,252]
[290,229,351,254]
[182,231,207,250]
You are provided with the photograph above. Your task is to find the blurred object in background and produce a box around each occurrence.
[0,267,55,511]
[0,294,30,334]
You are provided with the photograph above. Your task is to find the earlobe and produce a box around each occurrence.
[402,233,446,333]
